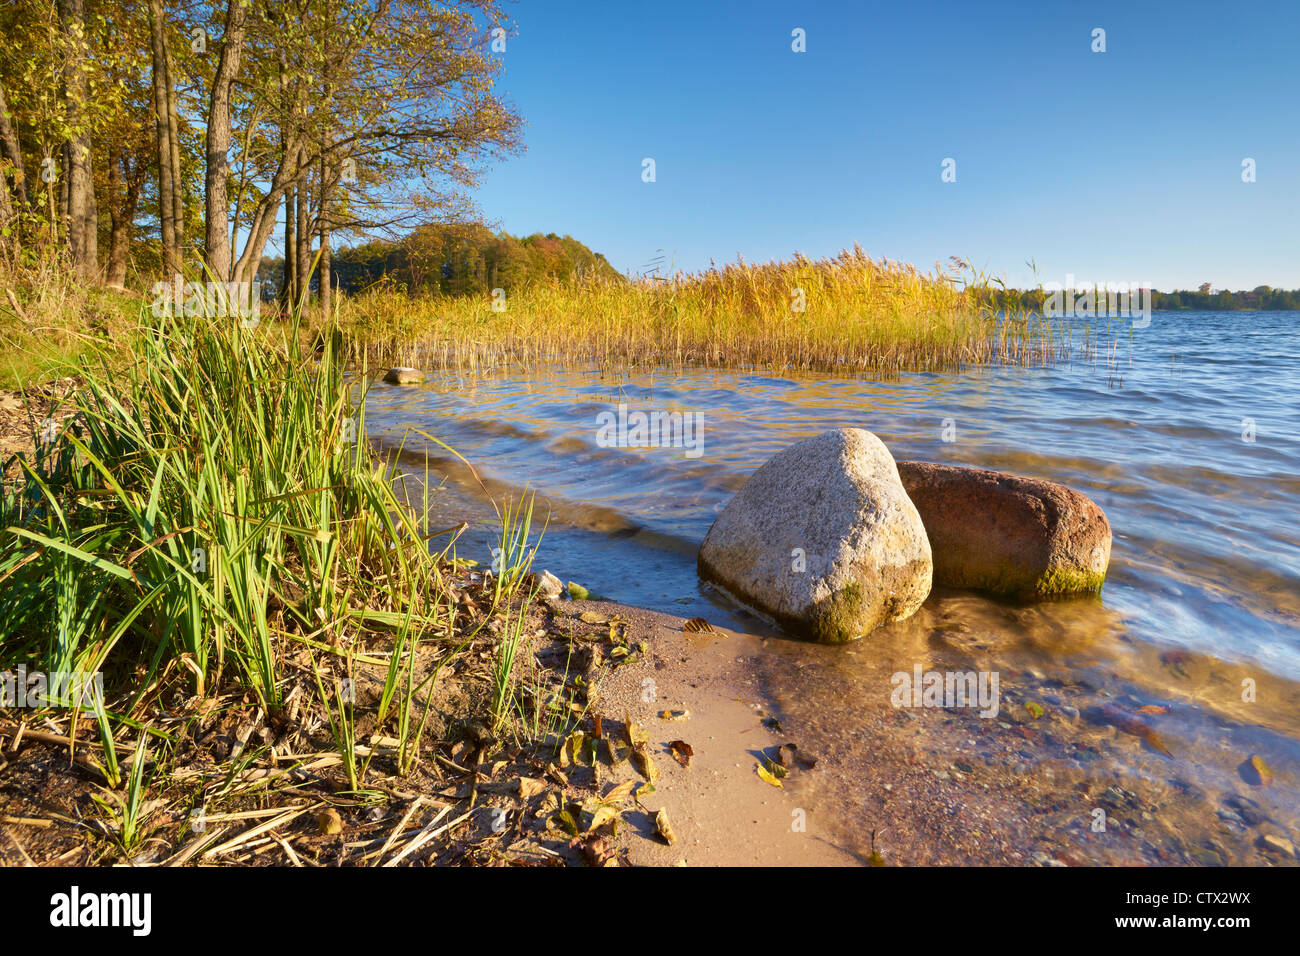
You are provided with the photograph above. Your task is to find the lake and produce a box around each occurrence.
[366,310,1300,863]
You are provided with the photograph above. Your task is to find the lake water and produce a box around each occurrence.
[366,310,1300,863]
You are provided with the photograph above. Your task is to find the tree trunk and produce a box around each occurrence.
[203,0,248,281]
[83,160,98,274]
[60,0,97,280]
[105,160,127,287]
[319,224,331,319]
[0,166,14,235]
[281,183,295,309]
[318,153,331,320]
[229,130,300,286]
[59,143,69,239]
[148,0,178,280]
[0,84,30,211]
[165,40,184,270]
[294,146,310,308]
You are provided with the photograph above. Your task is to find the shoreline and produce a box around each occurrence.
[559,590,1299,866]
[3,374,1297,868]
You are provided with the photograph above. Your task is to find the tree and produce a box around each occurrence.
[203,0,248,281]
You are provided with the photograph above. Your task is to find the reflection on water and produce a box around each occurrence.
[366,311,1300,863]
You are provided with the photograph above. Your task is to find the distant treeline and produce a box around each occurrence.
[979,285,1300,311]
[259,224,623,298]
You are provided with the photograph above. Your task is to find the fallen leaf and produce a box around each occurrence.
[1136,704,1169,715]
[1143,730,1174,758]
[654,809,677,845]
[579,611,607,624]
[579,835,618,866]
[683,617,713,633]
[1247,754,1274,786]
[604,780,635,805]
[587,803,620,833]
[623,712,646,746]
[316,809,343,835]
[1025,702,1045,719]
[517,776,546,799]
[545,763,569,788]
[551,810,579,836]
[669,740,693,768]
[556,733,583,768]
[630,743,658,783]
[658,709,690,721]
[756,763,784,788]
[1097,704,1173,758]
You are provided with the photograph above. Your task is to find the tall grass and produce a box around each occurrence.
[0,304,453,765]
[342,247,1068,377]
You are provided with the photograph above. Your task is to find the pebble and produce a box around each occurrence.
[1258,834,1298,858]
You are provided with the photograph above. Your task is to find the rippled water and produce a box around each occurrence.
[366,311,1300,861]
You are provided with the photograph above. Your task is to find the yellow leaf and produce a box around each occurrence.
[756,764,784,788]
[630,744,658,783]
[655,809,677,845]
[1249,753,1274,786]
[604,780,635,804]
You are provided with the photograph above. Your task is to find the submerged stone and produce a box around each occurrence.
[698,428,932,644]
[383,366,424,384]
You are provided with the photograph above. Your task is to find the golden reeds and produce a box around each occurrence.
[339,246,1068,377]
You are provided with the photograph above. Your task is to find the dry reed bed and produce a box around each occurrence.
[340,248,1071,377]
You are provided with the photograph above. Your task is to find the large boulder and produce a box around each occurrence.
[698,429,932,644]
[895,461,1111,598]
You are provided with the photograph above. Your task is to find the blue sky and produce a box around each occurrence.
[468,0,1300,291]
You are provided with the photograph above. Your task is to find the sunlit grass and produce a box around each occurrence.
[341,246,1068,377]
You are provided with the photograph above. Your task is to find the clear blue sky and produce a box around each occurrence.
[470,0,1300,291]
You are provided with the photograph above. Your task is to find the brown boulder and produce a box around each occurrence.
[895,461,1111,597]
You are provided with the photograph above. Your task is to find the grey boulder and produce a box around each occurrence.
[698,428,932,643]
[383,366,424,384]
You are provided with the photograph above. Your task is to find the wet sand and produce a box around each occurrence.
[571,597,1300,867]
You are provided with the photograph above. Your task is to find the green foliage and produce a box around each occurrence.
[318,224,624,298]
[0,302,448,729]
[978,284,1300,312]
